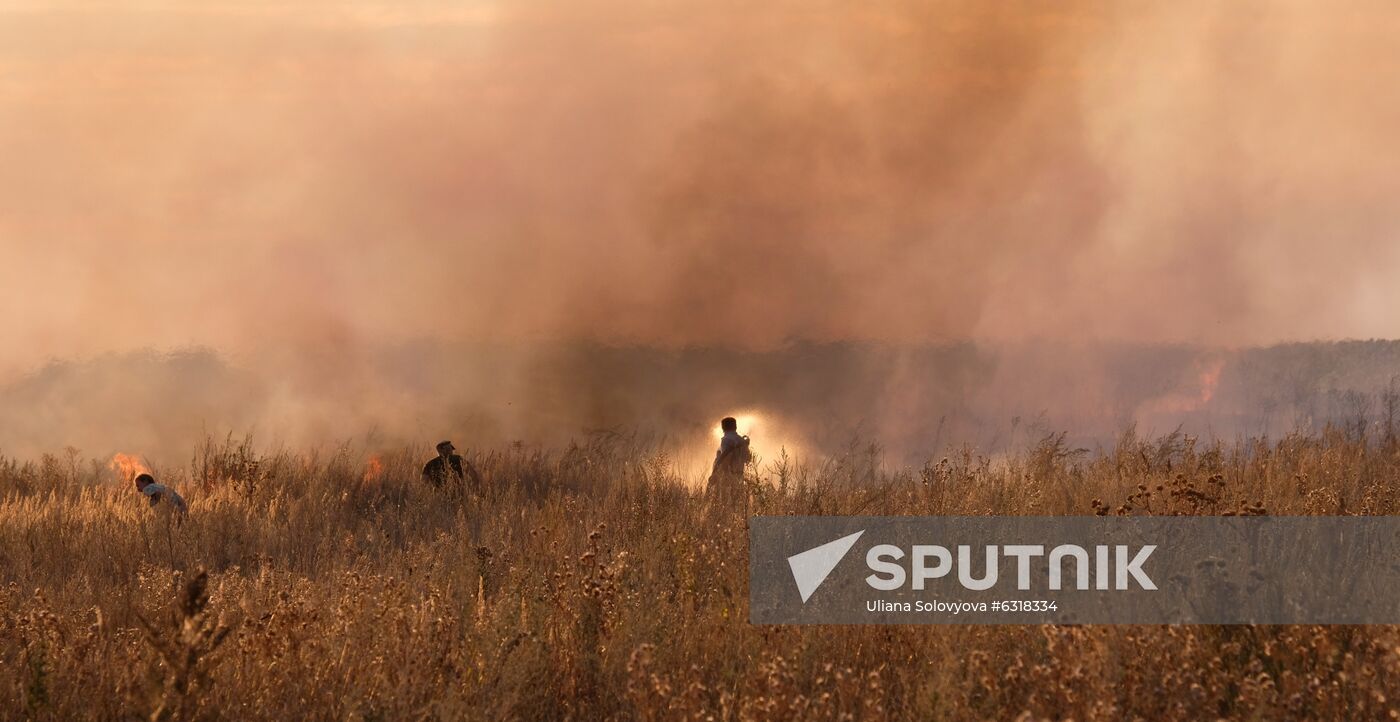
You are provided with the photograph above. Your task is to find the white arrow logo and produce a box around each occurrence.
[787,530,865,603]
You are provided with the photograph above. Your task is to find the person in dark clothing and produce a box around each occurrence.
[422,440,482,493]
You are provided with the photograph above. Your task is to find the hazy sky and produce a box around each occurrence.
[4,0,1400,379]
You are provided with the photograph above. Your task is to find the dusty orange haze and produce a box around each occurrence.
[1,1,1399,458]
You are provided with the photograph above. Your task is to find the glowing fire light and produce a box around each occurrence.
[109,452,151,482]
[672,410,811,487]
[715,412,765,440]
[363,454,385,485]
[1142,357,1227,415]
[1196,358,1224,406]
[711,410,807,461]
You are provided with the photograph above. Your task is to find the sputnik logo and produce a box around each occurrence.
[787,530,865,603]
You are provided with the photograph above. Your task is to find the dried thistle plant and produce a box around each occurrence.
[136,569,235,721]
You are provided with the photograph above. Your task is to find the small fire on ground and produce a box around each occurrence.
[363,454,386,486]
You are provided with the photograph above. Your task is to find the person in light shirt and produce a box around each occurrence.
[707,416,752,500]
[135,472,188,515]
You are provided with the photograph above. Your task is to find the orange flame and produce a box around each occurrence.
[363,454,385,485]
[1196,358,1225,406]
[109,452,151,482]
[1142,357,1227,414]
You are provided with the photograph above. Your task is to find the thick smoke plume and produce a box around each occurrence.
[3,1,1400,462]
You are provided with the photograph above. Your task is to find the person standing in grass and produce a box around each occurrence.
[422,440,483,494]
[135,473,188,515]
[707,417,752,501]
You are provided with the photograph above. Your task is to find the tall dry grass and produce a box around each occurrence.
[3,427,1400,720]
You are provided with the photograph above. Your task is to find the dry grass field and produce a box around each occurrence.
[3,428,1400,720]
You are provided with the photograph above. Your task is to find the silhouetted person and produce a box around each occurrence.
[135,473,188,515]
[422,440,482,493]
[707,417,751,500]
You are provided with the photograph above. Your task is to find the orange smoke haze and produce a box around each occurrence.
[4,1,1400,368]
[4,2,1400,459]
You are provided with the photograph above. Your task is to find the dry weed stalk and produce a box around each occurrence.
[136,569,235,721]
